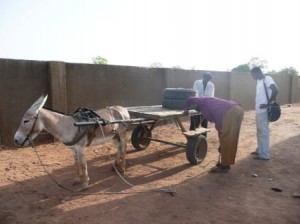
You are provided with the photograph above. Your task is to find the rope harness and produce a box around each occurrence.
[28,107,177,196]
[21,114,39,147]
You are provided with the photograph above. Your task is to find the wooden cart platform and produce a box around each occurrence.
[127,105,210,164]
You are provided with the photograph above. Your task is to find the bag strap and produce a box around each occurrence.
[262,77,270,104]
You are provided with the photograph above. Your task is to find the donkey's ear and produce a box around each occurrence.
[29,95,48,114]
[37,94,48,111]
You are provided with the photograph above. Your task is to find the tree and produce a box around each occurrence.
[248,57,268,70]
[172,65,182,69]
[231,57,268,72]
[231,64,250,72]
[92,56,108,65]
[276,67,298,76]
[149,62,163,68]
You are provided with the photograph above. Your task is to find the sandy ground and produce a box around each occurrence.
[1,104,300,224]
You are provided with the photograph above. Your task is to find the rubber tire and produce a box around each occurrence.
[162,98,187,110]
[186,135,207,165]
[131,125,152,151]
[163,88,197,99]
[162,88,197,110]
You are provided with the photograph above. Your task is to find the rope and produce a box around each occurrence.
[29,127,177,196]
[97,122,177,195]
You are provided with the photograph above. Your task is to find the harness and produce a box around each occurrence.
[21,114,39,147]
[63,107,108,146]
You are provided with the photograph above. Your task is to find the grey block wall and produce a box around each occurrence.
[1,58,299,146]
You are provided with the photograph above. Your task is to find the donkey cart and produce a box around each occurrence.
[127,105,209,165]
[75,105,210,165]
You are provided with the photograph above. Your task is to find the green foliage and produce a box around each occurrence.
[248,57,268,70]
[231,57,267,72]
[92,56,108,65]
[231,57,268,72]
[149,62,163,68]
[172,65,182,69]
[232,57,299,75]
[276,67,298,76]
[231,64,250,72]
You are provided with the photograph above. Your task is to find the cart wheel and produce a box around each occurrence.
[186,135,207,165]
[131,125,152,150]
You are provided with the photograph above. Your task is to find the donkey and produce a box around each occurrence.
[14,95,130,190]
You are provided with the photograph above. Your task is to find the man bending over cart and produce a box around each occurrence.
[184,96,244,173]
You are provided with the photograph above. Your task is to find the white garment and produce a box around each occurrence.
[193,79,215,97]
[255,76,276,113]
[256,111,270,159]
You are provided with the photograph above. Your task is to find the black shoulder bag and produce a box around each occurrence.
[263,78,281,122]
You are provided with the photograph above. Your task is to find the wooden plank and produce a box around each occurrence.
[127,105,199,120]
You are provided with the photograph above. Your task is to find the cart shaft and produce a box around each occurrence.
[74,118,146,126]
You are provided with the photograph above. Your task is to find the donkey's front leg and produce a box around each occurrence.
[72,146,90,189]
[71,148,83,185]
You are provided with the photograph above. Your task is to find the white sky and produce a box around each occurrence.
[1,0,300,72]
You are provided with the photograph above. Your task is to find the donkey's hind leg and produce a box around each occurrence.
[113,135,127,173]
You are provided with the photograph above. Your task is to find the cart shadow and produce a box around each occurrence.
[85,144,192,189]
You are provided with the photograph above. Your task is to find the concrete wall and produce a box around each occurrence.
[230,72,256,108]
[1,58,299,146]
[292,75,300,103]
[65,64,166,112]
[0,59,50,146]
[273,74,294,105]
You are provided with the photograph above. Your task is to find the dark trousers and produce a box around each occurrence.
[189,114,208,137]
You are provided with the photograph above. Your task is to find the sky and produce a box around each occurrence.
[1,0,300,72]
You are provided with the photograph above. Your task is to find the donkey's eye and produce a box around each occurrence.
[23,120,30,124]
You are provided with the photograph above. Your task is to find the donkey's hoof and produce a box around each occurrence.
[111,164,125,173]
[81,182,89,190]
[80,186,89,192]
[72,178,82,186]
[119,167,125,173]
[115,169,125,174]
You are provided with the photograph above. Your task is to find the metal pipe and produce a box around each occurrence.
[148,137,186,148]
[74,118,147,126]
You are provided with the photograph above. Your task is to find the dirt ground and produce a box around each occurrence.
[1,104,300,224]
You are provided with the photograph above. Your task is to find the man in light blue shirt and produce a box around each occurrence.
[193,72,215,97]
[250,67,278,160]
[190,72,215,133]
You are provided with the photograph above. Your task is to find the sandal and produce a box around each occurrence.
[210,165,230,173]
[216,162,230,169]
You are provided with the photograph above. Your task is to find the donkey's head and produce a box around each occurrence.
[14,95,48,147]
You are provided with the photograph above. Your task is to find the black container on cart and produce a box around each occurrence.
[162,88,198,110]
